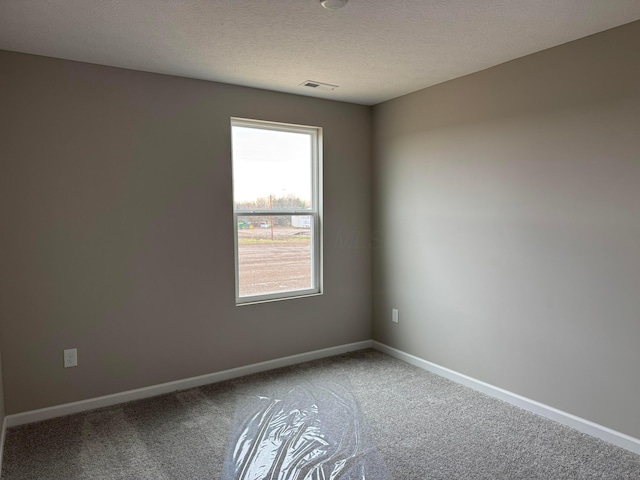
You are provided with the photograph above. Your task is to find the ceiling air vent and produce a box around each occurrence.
[300,80,338,91]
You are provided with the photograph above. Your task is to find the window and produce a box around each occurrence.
[231,118,322,304]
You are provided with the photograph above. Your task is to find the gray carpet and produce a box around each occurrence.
[2,349,639,479]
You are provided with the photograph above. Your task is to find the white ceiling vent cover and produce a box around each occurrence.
[300,80,338,91]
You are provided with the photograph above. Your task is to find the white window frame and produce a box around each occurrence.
[231,117,323,305]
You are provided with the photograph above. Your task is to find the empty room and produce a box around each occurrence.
[1,1,639,478]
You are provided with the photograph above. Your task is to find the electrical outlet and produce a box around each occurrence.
[392,308,399,323]
[64,348,78,368]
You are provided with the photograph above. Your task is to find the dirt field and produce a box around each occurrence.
[237,227,311,297]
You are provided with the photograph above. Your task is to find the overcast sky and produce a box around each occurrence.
[232,126,312,204]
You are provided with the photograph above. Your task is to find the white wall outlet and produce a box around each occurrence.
[392,308,399,323]
[64,348,78,368]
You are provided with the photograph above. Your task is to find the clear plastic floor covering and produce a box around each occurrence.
[222,380,391,480]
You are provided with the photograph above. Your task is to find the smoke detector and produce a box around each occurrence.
[320,0,348,10]
[300,80,339,91]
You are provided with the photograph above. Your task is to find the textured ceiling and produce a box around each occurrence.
[1,1,640,105]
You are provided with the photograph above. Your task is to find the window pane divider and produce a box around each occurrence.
[234,211,315,216]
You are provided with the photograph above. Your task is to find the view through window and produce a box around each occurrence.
[231,118,322,303]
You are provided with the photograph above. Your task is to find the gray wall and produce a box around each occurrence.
[0,51,372,414]
[372,21,640,439]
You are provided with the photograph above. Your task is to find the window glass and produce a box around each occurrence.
[231,119,322,304]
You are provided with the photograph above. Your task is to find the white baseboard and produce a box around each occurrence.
[5,340,373,428]
[372,341,640,455]
[0,416,6,470]
[6,339,638,457]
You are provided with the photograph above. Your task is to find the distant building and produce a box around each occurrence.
[291,215,311,228]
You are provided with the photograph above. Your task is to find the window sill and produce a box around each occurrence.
[236,291,323,306]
